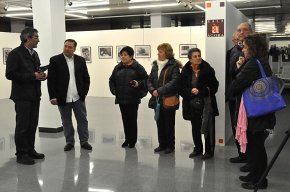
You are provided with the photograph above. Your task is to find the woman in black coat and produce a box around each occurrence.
[147,43,180,154]
[228,34,276,190]
[109,46,148,148]
[179,48,219,160]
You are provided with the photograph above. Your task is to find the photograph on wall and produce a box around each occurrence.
[179,44,197,58]
[135,45,151,58]
[116,45,126,63]
[80,46,91,63]
[3,48,12,65]
[98,46,113,59]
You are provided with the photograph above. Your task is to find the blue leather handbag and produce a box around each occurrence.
[243,59,286,118]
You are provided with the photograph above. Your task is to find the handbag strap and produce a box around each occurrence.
[256,59,266,78]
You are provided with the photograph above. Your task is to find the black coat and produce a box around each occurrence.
[179,60,219,120]
[147,59,180,109]
[47,53,90,106]
[228,57,276,133]
[6,44,42,101]
[109,60,148,104]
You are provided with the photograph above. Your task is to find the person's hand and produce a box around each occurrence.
[35,72,47,81]
[191,88,199,95]
[130,80,139,87]
[236,56,245,69]
[50,98,58,105]
[153,90,159,97]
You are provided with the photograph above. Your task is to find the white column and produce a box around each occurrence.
[150,14,171,28]
[32,0,66,132]
[205,1,248,146]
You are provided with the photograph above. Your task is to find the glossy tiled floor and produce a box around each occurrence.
[0,93,290,192]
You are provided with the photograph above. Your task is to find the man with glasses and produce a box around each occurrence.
[6,27,46,165]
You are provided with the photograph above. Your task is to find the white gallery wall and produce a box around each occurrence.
[67,26,206,98]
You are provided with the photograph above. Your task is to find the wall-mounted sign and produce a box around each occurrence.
[207,19,224,37]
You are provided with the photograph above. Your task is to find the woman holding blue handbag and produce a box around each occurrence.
[228,33,276,190]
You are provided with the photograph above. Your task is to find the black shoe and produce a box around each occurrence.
[64,144,74,151]
[239,175,253,182]
[202,153,213,160]
[189,151,202,158]
[17,154,35,165]
[240,164,251,172]
[154,146,165,153]
[29,150,45,159]
[230,155,247,163]
[128,144,135,148]
[81,142,92,150]
[164,148,174,154]
[121,141,129,148]
[241,179,268,190]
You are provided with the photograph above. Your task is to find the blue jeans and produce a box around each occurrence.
[58,99,89,145]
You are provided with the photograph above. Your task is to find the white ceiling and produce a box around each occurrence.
[0,0,289,37]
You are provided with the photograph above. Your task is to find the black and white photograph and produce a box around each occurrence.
[116,45,126,63]
[98,46,113,59]
[2,48,12,65]
[179,44,197,58]
[135,45,151,58]
[80,46,91,63]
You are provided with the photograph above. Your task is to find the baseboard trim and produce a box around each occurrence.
[39,126,63,133]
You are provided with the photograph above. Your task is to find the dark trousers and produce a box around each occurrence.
[229,100,243,156]
[58,100,89,145]
[119,104,139,145]
[156,108,176,150]
[14,100,40,156]
[190,112,212,154]
[247,131,269,183]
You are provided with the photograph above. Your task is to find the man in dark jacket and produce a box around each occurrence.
[6,27,47,165]
[47,39,92,152]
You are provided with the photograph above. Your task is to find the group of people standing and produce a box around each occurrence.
[110,43,219,160]
[5,23,275,190]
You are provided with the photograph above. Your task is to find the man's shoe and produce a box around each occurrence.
[164,148,174,154]
[239,175,253,182]
[202,153,213,160]
[121,141,129,148]
[189,151,202,158]
[64,144,74,151]
[241,179,268,190]
[154,146,165,153]
[29,150,45,159]
[230,155,247,163]
[240,164,251,172]
[17,154,35,165]
[81,142,92,150]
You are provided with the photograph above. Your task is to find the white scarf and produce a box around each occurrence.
[157,59,168,78]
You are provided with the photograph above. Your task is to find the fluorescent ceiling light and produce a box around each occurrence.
[66,8,110,14]
[195,5,205,11]
[6,12,33,17]
[128,3,177,9]
[65,13,88,19]
[239,5,280,10]
[6,7,31,11]
[66,1,109,8]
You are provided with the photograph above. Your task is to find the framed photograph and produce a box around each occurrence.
[80,46,91,63]
[116,45,126,63]
[98,46,113,59]
[179,44,197,58]
[135,45,151,58]
[3,48,12,65]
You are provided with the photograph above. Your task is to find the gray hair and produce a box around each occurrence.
[20,27,38,43]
